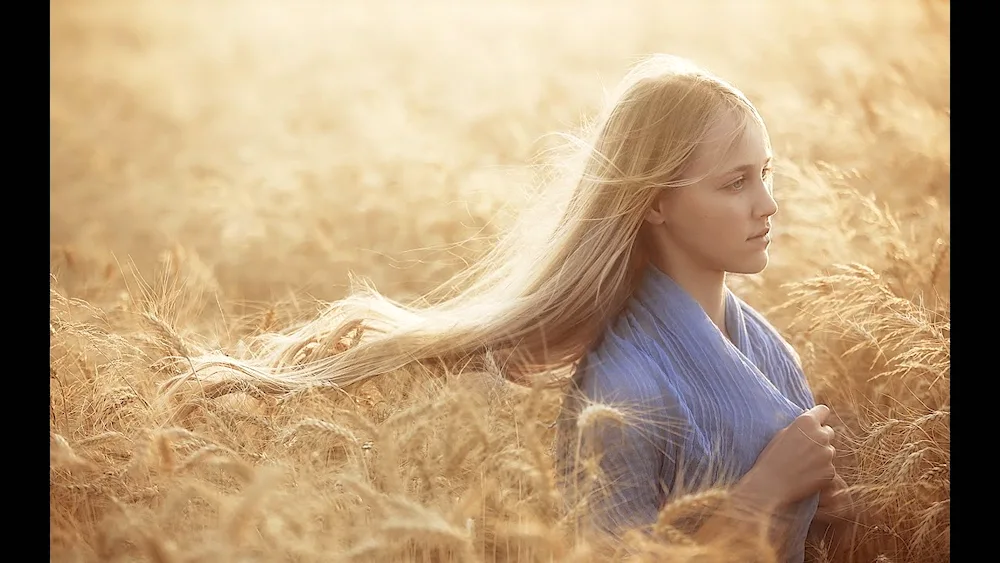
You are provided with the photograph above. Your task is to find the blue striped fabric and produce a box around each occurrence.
[555,265,819,562]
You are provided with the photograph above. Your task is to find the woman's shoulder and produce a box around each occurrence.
[572,315,675,409]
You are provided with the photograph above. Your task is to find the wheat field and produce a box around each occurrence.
[50,1,950,561]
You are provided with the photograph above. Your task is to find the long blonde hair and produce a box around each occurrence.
[162,54,768,397]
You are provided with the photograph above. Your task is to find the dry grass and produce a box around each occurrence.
[51,0,949,561]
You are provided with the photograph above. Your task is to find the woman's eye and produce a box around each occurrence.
[729,178,745,191]
[762,166,774,181]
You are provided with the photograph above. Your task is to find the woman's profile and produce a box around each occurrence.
[163,54,856,561]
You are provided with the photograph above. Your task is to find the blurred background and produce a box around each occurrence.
[50,0,949,307]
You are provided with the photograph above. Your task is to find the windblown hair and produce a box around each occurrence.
[162,54,770,398]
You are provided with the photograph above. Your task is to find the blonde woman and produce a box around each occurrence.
[165,55,855,560]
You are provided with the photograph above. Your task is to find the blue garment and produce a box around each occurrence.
[555,266,818,562]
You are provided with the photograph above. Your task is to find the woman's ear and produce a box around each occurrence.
[644,191,669,225]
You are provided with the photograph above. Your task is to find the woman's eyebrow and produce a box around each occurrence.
[716,156,772,178]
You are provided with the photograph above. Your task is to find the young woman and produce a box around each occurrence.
[164,54,854,560]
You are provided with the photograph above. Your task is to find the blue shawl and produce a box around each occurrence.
[555,266,818,562]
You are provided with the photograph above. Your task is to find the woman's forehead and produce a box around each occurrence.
[685,112,770,179]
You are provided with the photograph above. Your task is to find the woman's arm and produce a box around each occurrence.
[687,473,783,549]
[569,346,678,540]
[577,413,668,537]
[807,473,864,558]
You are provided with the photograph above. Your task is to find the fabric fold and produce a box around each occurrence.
[555,265,819,562]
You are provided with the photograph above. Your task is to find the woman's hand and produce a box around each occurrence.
[695,405,844,549]
[814,472,855,524]
[737,404,838,511]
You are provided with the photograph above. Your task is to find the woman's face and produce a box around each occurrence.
[644,110,777,276]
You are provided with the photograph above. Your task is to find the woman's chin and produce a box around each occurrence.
[730,252,770,275]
